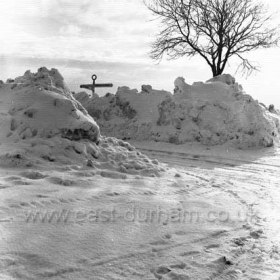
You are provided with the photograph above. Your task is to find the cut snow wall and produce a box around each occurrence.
[76,74,280,148]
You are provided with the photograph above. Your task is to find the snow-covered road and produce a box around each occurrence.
[136,142,280,279]
[0,142,279,279]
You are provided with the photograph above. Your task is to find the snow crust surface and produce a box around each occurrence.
[76,74,280,148]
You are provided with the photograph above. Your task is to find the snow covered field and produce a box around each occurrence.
[0,68,279,279]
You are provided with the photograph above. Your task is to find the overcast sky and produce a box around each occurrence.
[1,0,280,107]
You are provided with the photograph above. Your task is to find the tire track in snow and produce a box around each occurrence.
[138,147,280,169]
[141,147,278,209]
[139,147,280,279]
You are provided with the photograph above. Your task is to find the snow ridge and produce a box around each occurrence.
[76,74,280,148]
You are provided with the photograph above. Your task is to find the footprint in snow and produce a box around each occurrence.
[47,176,76,186]
[35,194,49,198]
[169,263,187,269]
[174,230,187,236]
[212,256,234,266]
[19,202,30,207]
[250,229,264,239]
[151,265,171,279]
[232,237,247,247]
[167,271,190,280]
[205,244,220,250]
[106,192,121,197]
[12,180,31,186]
[150,237,171,246]
[152,265,189,280]
[5,176,30,185]
[20,170,47,180]
[192,155,200,159]
[180,250,200,257]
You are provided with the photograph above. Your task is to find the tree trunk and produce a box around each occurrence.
[211,66,218,77]
[216,69,223,76]
[212,66,223,77]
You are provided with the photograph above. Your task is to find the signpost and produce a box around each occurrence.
[80,74,113,94]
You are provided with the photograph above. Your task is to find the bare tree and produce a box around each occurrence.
[145,0,279,76]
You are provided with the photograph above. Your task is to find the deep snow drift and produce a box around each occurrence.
[75,74,280,148]
[0,67,163,177]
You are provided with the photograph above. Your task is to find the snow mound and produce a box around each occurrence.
[207,74,236,85]
[74,85,172,141]
[76,74,280,148]
[0,135,163,177]
[0,67,164,176]
[8,67,99,142]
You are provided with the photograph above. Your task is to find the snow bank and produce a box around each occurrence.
[75,74,280,148]
[7,67,99,142]
[0,68,163,176]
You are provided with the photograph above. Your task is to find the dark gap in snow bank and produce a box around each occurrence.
[60,128,99,143]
